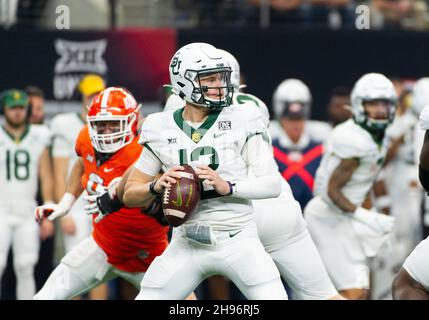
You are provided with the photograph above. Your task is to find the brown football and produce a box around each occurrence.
[162,165,200,227]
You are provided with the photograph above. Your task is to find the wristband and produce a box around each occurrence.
[226,181,236,196]
[149,179,161,195]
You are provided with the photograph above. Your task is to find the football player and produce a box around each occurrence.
[270,79,324,210]
[392,103,429,300]
[122,43,287,299]
[269,79,332,144]
[0,89,54,299]
[304,73,397,300]
[33,87,169,300]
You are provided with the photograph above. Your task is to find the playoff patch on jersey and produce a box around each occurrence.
[218,121,231,131]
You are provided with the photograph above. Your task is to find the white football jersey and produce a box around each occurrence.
[0,125,51,209]
[139,103,267,231]
[314,119,388,208]
[50,112,85,173]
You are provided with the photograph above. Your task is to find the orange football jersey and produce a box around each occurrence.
[75,126,169,273]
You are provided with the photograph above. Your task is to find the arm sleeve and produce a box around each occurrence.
[134,145,163,177]
[233,132,281,199]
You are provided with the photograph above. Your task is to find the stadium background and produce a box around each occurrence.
[1,0,429,300]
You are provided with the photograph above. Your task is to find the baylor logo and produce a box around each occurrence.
[170,57,181,75]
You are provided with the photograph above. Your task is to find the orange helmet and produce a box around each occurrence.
[87,87,140,153]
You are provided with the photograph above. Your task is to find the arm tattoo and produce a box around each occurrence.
[328,158,359,213]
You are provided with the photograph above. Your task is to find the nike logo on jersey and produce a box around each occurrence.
[103,167,114,173]
[229,230,241,238]
[214,132,228,139]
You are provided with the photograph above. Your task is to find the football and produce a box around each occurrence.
[162,165,201,227]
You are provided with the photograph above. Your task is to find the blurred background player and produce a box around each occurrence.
[326,86,352,128]
[33,87,169,300]
[271,79,324,210]
[392,103,429,300]
[25,86,46,125]
[24,85,56,294]
[370,78,422,299]
[49,73,107,299]
[384,79,420,254]
[304,73,397,300]
[0,89,54,299]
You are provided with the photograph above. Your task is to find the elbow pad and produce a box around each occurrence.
[419,165,429,193]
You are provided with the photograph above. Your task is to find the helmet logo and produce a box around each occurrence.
[170,57,182,75]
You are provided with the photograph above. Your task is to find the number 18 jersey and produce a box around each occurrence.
[0,125,51,211]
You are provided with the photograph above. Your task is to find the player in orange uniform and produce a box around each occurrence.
[33,87,169,299]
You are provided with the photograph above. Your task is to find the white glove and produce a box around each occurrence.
[34,193,76,223]
[353,207,395,235]
[419,105,429,130]
[84,177,122,223]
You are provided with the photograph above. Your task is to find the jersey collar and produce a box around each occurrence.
[1,124,30,144]
[173,107,220,143]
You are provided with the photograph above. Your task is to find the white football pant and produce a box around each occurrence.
[33,236,144,300]
[136,221,287,300]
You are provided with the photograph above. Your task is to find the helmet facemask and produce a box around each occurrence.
[356,98,396,132]
[88,113,137,153]
[184,67,234,111]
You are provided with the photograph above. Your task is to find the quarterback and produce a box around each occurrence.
[123,43,287,300]
[304,73,397,299]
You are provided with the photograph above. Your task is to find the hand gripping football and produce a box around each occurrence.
[162,165,201,227]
